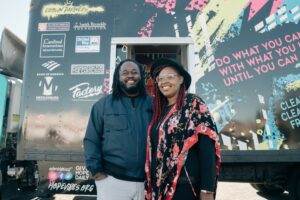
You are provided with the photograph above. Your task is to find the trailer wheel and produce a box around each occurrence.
[250,183,284,196]
[17,162,37,191]
[0,172,2,200]
[288,169,300,200]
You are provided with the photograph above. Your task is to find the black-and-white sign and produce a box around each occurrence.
[40,34,66,58]
[71,64,104,75]
[69,82,102,101]
[42,60,61,71]
[36,76,59,101]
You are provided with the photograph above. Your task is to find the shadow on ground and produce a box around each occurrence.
[257,191,290,200]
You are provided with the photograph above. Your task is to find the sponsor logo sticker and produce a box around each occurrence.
[75,36,100,53]
[71,64,104,75]
[37,61,64,76]
[69,82,102,101]
[73,22,106,31]
[36,76,59,101]
[42,60,61,71]
[38,22,70,32]
[40,34,66,58]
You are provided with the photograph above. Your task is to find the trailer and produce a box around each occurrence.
[1,0,300,199]
[0,28,28,195]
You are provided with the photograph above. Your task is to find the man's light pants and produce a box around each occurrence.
[95,175,144,200]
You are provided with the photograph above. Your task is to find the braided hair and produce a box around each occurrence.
[151,66,186,125]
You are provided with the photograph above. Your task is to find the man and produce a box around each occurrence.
[83,59,152,200]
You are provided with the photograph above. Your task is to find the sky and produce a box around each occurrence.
[0,1,31,42]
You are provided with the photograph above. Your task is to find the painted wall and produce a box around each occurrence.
[21,0,300,194]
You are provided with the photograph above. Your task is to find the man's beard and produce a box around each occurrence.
[120,81,142,95]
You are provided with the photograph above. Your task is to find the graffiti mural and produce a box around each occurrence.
[120,0,299,150]
[22,0,300,195]
[25,0,300,156]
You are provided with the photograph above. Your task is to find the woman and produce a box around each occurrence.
[145,58,221,200]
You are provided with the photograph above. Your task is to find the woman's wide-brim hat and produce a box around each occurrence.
[151,58,191,90]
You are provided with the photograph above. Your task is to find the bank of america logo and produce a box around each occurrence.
[42,60,61,71]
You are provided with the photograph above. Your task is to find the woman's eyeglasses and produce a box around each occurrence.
[155,74,178,83]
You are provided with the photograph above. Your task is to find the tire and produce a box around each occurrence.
[250,183,284,196]
[288,169,300,200]
[17,165,37,191]
[17,180,37,192]
[0,171,2,200]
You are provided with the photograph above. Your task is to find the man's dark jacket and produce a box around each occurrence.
[83,94,152,181]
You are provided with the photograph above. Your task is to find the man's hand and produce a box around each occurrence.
[200,191,214,200]
[92,172,107,181]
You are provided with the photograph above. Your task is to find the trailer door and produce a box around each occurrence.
[110,37,195,94]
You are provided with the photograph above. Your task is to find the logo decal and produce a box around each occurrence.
[42,0,105,20]
[71,64,104,75]
[42,60,61,71]
[38,22,70,32]
[69,82,102,100]
[40,34,66,58]
[75,36,100,53]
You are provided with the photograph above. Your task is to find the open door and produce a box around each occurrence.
[110,37,195,94]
